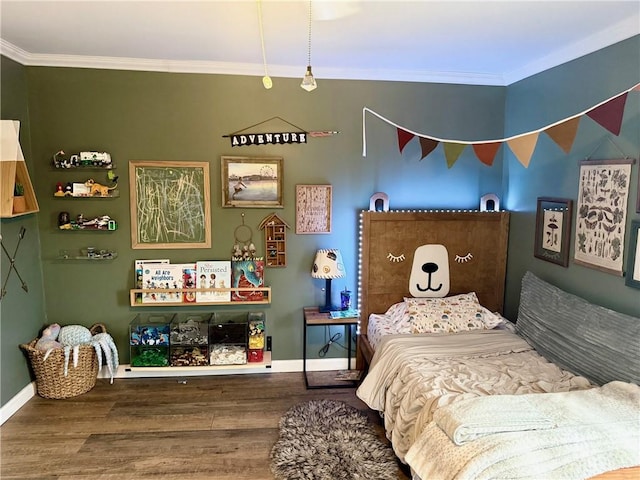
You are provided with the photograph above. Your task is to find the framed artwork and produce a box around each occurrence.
[534,197,573,267]
[625,220,640,289]
[129,161,211,249]
[574,159,632,275]
[295,184,332,234]
[221,156,283,208]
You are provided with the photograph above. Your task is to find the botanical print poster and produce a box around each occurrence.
[574,159,632,275]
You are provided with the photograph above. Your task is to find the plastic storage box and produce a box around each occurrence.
[170,313,212,366]
[209,312,248,365]
[248,312,266,362]
[130,313,174,367]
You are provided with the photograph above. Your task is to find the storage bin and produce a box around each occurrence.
[248,348,264,363]
[170,313,211,366]
[130,313,173,367]
[209,312,248,365]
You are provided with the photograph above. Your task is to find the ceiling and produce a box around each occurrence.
[1,1,638,86]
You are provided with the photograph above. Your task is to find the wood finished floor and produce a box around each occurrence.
[1,372,411,479]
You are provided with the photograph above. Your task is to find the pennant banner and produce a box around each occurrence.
[507,132,540,168]
[363,82,639,168]
[443,143,466,168]
[586,93,628,136]
[419,137,439,160]
[397,128,415,153]
[545,117,581,154]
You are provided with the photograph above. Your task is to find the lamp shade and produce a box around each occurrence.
[1,121,25,162]
[311,249,345,279]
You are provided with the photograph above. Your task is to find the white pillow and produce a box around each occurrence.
[384,301,408,325]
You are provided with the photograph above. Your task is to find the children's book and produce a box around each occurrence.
[179,263,197,303]
[141,264,183,303]
[231,259,265,302]
[195,261,231,303]
[134,259,169,303]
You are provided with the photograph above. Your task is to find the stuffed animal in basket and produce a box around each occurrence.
[57,324,119,383]
[34,323,62,361]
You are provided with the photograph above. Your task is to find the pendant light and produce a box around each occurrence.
[257,0,272,89]
[300,0,317,92]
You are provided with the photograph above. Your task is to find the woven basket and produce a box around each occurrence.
[20,324,105,399]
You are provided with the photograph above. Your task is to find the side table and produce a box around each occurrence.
[303,306,360,389]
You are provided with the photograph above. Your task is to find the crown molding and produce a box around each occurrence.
[504,15,640,85]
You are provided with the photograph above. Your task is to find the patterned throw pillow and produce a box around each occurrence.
[405,293,503,333]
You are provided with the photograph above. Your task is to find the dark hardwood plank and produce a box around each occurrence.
[0,372,410,479]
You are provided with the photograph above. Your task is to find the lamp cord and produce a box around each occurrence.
[317,326,356,357]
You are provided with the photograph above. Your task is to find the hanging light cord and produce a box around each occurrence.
[306,0,312,67]
[257,0,272,88]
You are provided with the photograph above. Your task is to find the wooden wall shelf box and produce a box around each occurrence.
[1,161,39,218]
[129,287,271,307]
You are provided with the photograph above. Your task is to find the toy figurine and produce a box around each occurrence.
[54,182,65,196]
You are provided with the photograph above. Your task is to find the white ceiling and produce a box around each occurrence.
[1,0,638,86]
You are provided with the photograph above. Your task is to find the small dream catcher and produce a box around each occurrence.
[232,213,258,260]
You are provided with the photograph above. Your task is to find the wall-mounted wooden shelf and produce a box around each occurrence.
[129,287,271,307]
[0,160,39,218]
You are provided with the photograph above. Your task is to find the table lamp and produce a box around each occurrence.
[311,249,345,312]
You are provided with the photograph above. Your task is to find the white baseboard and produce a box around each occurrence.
[0,381,36,426]
[2,357,356,422]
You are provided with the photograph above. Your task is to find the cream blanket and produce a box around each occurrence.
[356,330,591,461]
[433,394,555,445]
[406,381,640,480]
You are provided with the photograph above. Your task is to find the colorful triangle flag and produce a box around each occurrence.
[418,137,439,161]
[397,128,415,153]
[472,142,502,166]
[586,93,628,136]
[443,143,466,168]
[507,132,539,168]
[633,84,640,92]
[545,117,581,154]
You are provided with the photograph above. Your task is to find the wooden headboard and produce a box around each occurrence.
[357,210,510,365]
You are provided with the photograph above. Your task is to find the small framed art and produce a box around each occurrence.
[625,220,640,289]
[534,197,573,267]
[295,184,332,234]
[221,156,283,208]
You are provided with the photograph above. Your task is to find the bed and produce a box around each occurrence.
[354,210,640,480]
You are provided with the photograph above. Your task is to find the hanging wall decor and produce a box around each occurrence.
[221,156,283,208]
[295,184,332,234]
[534,197,573,267]
[361,82,640,168]
[223,116,338,147]
[574,159,633,275]
[625,220,640,289]
[129,161,211,249]
[259,213,290,267]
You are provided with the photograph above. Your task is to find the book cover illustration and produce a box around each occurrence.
[180,263,197,303]
[231,259,265,302]
[195,261,231,303]
[141,264,184,303]
[134,259,169,303]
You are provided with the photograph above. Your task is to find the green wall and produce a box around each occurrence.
[0,56,47,405]
[502,36,640,320]
[23,68,505,368]
[2,35,638,409]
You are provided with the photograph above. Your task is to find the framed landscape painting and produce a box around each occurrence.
[221,156,283,208]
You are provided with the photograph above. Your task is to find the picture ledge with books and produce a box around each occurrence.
[131,259,270,307]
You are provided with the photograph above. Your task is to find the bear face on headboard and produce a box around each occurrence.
[359,210,510,324]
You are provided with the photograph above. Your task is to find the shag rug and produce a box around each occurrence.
[270,399,398,480]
